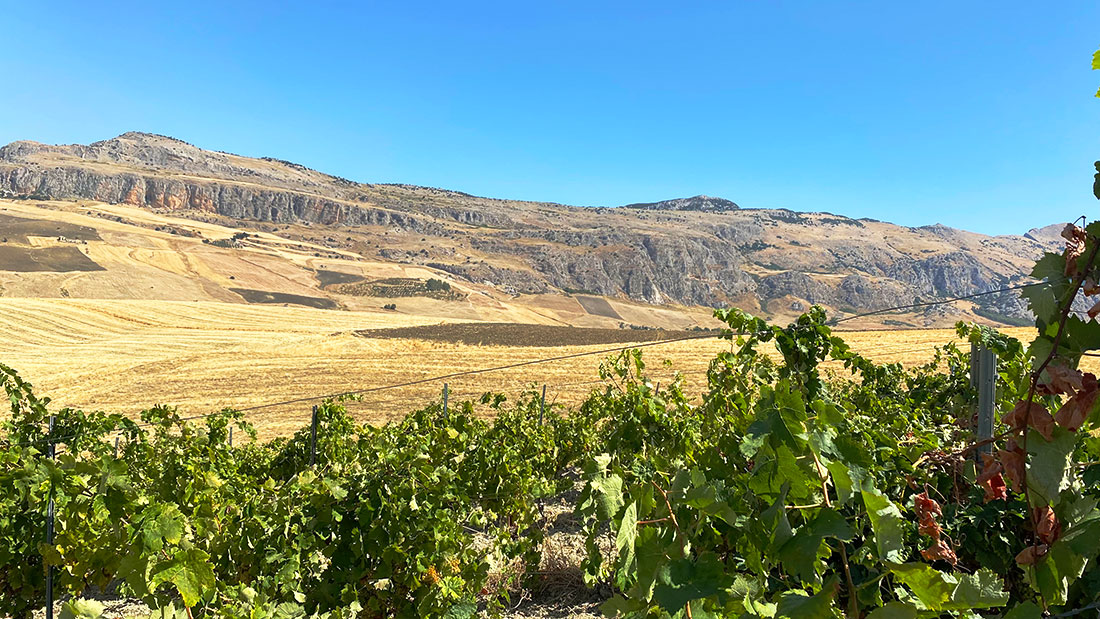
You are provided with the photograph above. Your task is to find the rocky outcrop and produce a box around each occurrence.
[757,272,910,311]
[621,195,740,212]
[0,132,1063,323]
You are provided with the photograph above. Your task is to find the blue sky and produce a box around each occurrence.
[1,1,1097,234]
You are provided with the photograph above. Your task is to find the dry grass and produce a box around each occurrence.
[0,298,1049,441]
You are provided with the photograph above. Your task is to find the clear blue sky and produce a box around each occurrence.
[1,1,1097,235]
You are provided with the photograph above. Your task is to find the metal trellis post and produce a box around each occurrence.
[538,384,546,426]
[443,383,449,417]
[309,405,319,467]
[970,342,978,390]
[972,345,997,460]
[45,415,55,619]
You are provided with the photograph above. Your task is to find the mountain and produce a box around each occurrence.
[621,195,740,212]
[0,132,1061,327]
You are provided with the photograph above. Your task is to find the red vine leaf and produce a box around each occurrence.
[1063,223,1088,276]
[920,538,958,566]
[1034,506,1062,545]
[1044,365,1084,395]
[980,472,1008,503]
[914,491,956,565]
[977,455,1008,502]
[997,440,1027,492]
[1015,544,1049,566]
[1003,400,1055,441]
[1031,406,1056,441]
[1055,372,1099,432]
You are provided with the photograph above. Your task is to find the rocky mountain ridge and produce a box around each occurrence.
[0,132,1061,325]
[621,195,740,212]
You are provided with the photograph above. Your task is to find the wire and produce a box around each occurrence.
[232,332,719,414]
[827,281,1042,327]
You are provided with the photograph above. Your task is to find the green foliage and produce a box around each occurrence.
[1093,47,1100,97]
[0,377,571,617]
[425,278,451,292]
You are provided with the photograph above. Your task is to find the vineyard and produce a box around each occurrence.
[3,207,1100,618]
[2,58,1100,616]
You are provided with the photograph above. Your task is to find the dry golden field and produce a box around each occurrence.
[0,199,1063,441]
[0,297,1050,441]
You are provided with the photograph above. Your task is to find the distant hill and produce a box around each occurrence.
[0,132,1064,327]
[621,195,740,212]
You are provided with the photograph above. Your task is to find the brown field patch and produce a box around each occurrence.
[0,245,105,272]
[575,295,621,319]
[314,268,366,288]
[355,323,703,347]
[229,287,340,309]
[0,212,102,243]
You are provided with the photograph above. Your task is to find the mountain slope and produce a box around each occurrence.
[0,132,1059,326]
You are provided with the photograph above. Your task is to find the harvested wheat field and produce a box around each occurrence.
[0,297,1051,441]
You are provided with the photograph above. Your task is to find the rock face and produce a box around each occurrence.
[0,132,1062,323]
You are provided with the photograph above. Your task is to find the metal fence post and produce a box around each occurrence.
[443,383,449,417]
[309,405,319,467]
[973,346,997,460]
[970,342,978,391]
[538,384,546,426]
[45,415,55,619]
[229,425,234,448]
[113,436,119,459]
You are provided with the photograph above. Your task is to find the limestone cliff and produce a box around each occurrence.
[0,132,1060,323]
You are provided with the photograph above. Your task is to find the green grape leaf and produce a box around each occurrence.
[891,564,954,609]
[590,474,624,521]
[1021,282,1058,329]
[861,483,906,563]
[891,564,1009,611]
[762,482,794,552]
[948,568,1011,610]
[651,553,729,613]
[60,599,106,619]
[775,380,809,444]
[138,504,185,552]
[776,508,853,582]
[1029,537,1090,605]
[615,501,638,584]
[1061,315,1100,356]
[442,601,477,619]
[1003,601,1042,619]
[774,585,838,618]
[1027,426,1076,504]
[600,595,647,617]
[750,445,814,499]
[150,548,216,607]
[1031,253,1067,282]
[865,602,918,619]
[827,461,854,505]
[632,526,669,601]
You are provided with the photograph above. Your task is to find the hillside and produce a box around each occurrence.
[0,132,1062,327]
